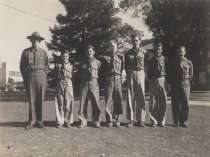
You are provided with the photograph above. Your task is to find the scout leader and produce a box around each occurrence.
[78,45,101,128]
[170,46,193,128]
[54,51,74,128]
[125,34,147,127]
[97,40,126,128]
[20,32,49,129]
[147,42,167,127]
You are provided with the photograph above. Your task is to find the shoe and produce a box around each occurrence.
[94,124,102,129]
[173,123,179,127]
[107,123,112,128]
[25,123,33,130]
[151,124,157,127]
[36,123,45,129]
[63,123,71,128]
[78,124,85,128]
[157,123,164,127]
[56,124,62,128]
[137,121,145,127]
[113,122,121,128]
[180,123,188,128]
[126,121,133,128]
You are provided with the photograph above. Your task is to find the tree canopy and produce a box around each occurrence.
[47,0,140,60]
[120,0,210,60]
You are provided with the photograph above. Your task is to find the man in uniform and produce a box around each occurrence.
[170,46,193,127]
[125,34,147,127]
[20,32,49,129]
[97,40,126,128]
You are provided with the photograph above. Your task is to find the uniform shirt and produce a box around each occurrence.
[80,57,101,82]
[125,47,147,71]
[56,62,73,81]
[20,46,49,79]
[172,58,193,82]
[147,56,166,79]
[98,54,124,76]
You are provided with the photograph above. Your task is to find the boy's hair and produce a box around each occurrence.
[62,50,70,56]
[131,33,141,41]
[153,41,163,48]
[177,46,186,52]
[86,44,95,51]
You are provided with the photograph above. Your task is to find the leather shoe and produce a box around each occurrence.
[157,123,164,127]
[78,124,86,128]
[180,124,188,128]
[25,123,33,130]
[56,124,62,128]
[36,123,45,129]
[137,122,145,127]
[113,122,121,128]
[63,123,71,128]
[126,122,133,128]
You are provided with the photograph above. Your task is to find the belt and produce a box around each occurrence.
[27,69,45,73]
[107,74,121,77]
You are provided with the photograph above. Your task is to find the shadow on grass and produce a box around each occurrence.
[0,122,26,127]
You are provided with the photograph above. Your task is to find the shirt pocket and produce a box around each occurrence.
[90,67,98,78]
[136,56,144,66]
[128,55,134,61]
[37,56,45,68]
[114,58,122,72]
[182,64,190,79]
[28,55,34,68]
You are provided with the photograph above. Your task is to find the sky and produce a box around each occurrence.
[0,0,153,64]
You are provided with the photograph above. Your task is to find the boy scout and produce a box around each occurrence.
[170,46,193,127]
[55,51,74,128]
[97,40,125,128]
[125,34,147,127]
[78,45,101,128]
[147,42,167,127]
[20,32,49,129]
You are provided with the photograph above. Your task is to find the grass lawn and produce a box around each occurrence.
[0,99,209,157]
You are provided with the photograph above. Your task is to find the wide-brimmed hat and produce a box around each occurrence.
[27,32,44,40]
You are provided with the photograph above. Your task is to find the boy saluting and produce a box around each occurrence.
[54,51,74,128]
[97,40,126,128]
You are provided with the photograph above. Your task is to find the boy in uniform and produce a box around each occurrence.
[54,51,74,128]
[125,34,147,127]
[147,42,167,127]
[170,46,193,127]
[78,45,101,128]
[97,40,126,128]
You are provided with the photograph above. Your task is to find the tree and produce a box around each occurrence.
[47,0,140,89]
[48,0,137,57]
[120,0,210,87]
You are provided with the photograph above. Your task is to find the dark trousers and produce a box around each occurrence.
[105,75,123,124]
[171,80,190,125]
[78,79,101,125]
[24,71,47,124]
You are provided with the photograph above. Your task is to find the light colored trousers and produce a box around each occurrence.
[78,79,101,126]
[126,70,146,122]
[149,77,167,125]
[55,79,74,125]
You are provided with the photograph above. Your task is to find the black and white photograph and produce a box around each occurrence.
[0,0,210,156]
